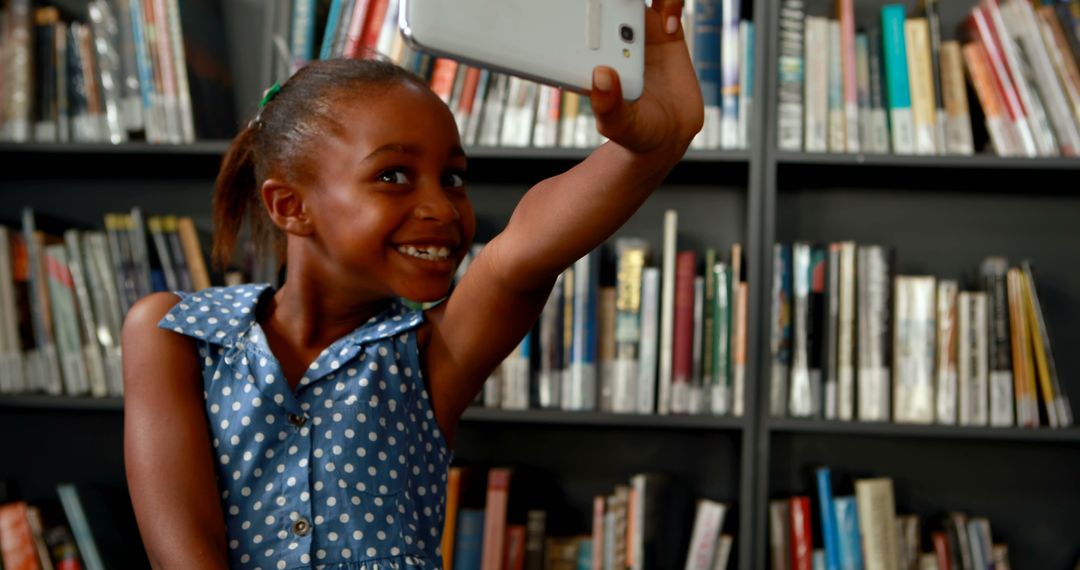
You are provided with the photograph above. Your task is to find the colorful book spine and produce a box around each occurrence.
[455,509,486,570]
[866,28,890,153]
[804,16,828,152]
[833,496,863,570]
[838,0,859,152]
[816,468,841,570]
[693,0,722,150]
[738,21,755,150]
[940,40,974,155]
[770,244,793,416]
[778,0,805,151]
[827,20,845,153]
[671,251,697,414]
[881,4,915,154]
[905,18,937,155]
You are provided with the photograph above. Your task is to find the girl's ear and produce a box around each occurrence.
[261,179,315,237]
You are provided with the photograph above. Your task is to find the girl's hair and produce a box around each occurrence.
[212,58,428,269]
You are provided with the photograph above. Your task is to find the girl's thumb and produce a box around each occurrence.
[590,67,630,141]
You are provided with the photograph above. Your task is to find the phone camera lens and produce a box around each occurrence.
[620,25,634,43]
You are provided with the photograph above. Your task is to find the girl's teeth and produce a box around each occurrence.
[397,245,450,261]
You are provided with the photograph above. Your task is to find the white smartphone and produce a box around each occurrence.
[399,0,646,100]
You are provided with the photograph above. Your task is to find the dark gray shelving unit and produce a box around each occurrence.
[4,0,1079,567]
[755,0,1080,568]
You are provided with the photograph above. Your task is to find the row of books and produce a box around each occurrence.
[276,0,755,150]
[472,210,749,416]
[776,0,1080,158]
[768,242,1075,429]
[0,482,145,570]
[769,468,1011,570]
[0,0,235,144]
[0,209,211,397]
[443,467,731,570]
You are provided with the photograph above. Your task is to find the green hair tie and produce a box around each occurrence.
[259,83,283,108]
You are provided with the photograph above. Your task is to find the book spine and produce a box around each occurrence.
[816,468,841,570]
[789,243,812,417]
[567,252,598,411]
[684,500,725,570]
[481,469,511,570]
[455,509,486,570]
[893,276,936,424]
[924,0,948,153]
[671,251,697,414]
[970,6,1038,157]
[319,0,345,59]
[836,242,856,421]
[982,258,1014,427]
[828,20,846,153]
[738,21,755,150]
[882,4,915,154]
[838,0,859,152]
[833,496,863,570]
[935,280,959,425]
[64,231,109,398]
[658,210,678,414]
[1022,261,1071,427]
[790,496,813,570]
[539,273,565,409]
[732,281,748,417]
[1006,268,1037,427]
[693,0,722,150]
[163,0,194,142]
[778,0,805,151]
[854,479,899,570]
[769,500,791,570]
[4,0,33,142]
[856,245,891,422]
[599,287,617,412]
[822,244,841,419]
[962,40,1015,156]
[804,17,829,152]
[711,263,731,415]
[770,244,792,416]
[1038,6,1080,131]
[638,267,661,414]
[867,27,890,153]
[940,41,974,155]
[905,19,937,155]
[719,0,741,149]
[855,34,873,156]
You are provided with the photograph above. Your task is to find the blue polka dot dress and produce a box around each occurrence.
[158,284,451,570]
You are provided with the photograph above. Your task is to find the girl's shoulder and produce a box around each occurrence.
[154,283,273,346]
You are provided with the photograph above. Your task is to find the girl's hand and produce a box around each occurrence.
[590,0,704,156]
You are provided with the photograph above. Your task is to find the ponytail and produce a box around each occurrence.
[212,124,260,270]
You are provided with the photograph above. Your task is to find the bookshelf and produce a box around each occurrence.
[758,0,1080,567]
[3,0,1080,568]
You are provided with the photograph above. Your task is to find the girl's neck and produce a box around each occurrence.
[262,267,393,352]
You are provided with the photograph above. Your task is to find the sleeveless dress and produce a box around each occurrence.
[158,283,451,570]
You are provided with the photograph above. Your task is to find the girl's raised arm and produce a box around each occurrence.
[422,0,703,434]
[123,293,231,569]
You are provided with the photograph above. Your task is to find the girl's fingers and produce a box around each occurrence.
[653,0,684,35]
[590,66,631,140]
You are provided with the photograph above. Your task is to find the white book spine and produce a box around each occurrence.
[971,293,990,426]
[893,276,935,424]
[658,211,678,415]
[804,17,828,153]
[837,242,856,420]
[684,500,726,570]
[637,268,660,414]
[789,243,812,417]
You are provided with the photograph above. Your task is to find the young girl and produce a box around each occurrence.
[122,2,702,568]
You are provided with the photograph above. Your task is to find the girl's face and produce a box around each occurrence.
[302,81,476,303]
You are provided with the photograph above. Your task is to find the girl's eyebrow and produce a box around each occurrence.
[362,143,466,162]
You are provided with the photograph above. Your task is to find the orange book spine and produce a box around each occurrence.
[443,467,463,570]
[358,0,389,53]
[430,59,460,103]
[342,0,372,58]
[0,502,42,570]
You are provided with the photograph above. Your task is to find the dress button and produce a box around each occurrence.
[288,413,306,427]
[292,518,311,536]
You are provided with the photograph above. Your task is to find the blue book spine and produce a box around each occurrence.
[575,539,593,570]
[453,509,485,570]
[128,0,154,122]
[693,0,722,110]
[833,496,864,570]
[816,468,841,570]
[880,5,910,111]
[291,0,316,71]
[319,0,344,60]
[743,22,755,100]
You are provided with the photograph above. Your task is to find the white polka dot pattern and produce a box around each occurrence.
[159,284,450,570]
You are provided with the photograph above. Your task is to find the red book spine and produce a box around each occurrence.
[430,59,459,103]
[789,496,813,570]
[932,531,952,570]
[481,469,512,570]
[342,0,371,58]
[969,7,1026,122]
[458,67,483,115]
[504,525,527,570]
[0,502,42,570]
[358,0,390,53]
[672,251,697,407]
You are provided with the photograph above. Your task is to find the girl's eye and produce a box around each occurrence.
[443,172,466,188]
[377,168,411,185]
